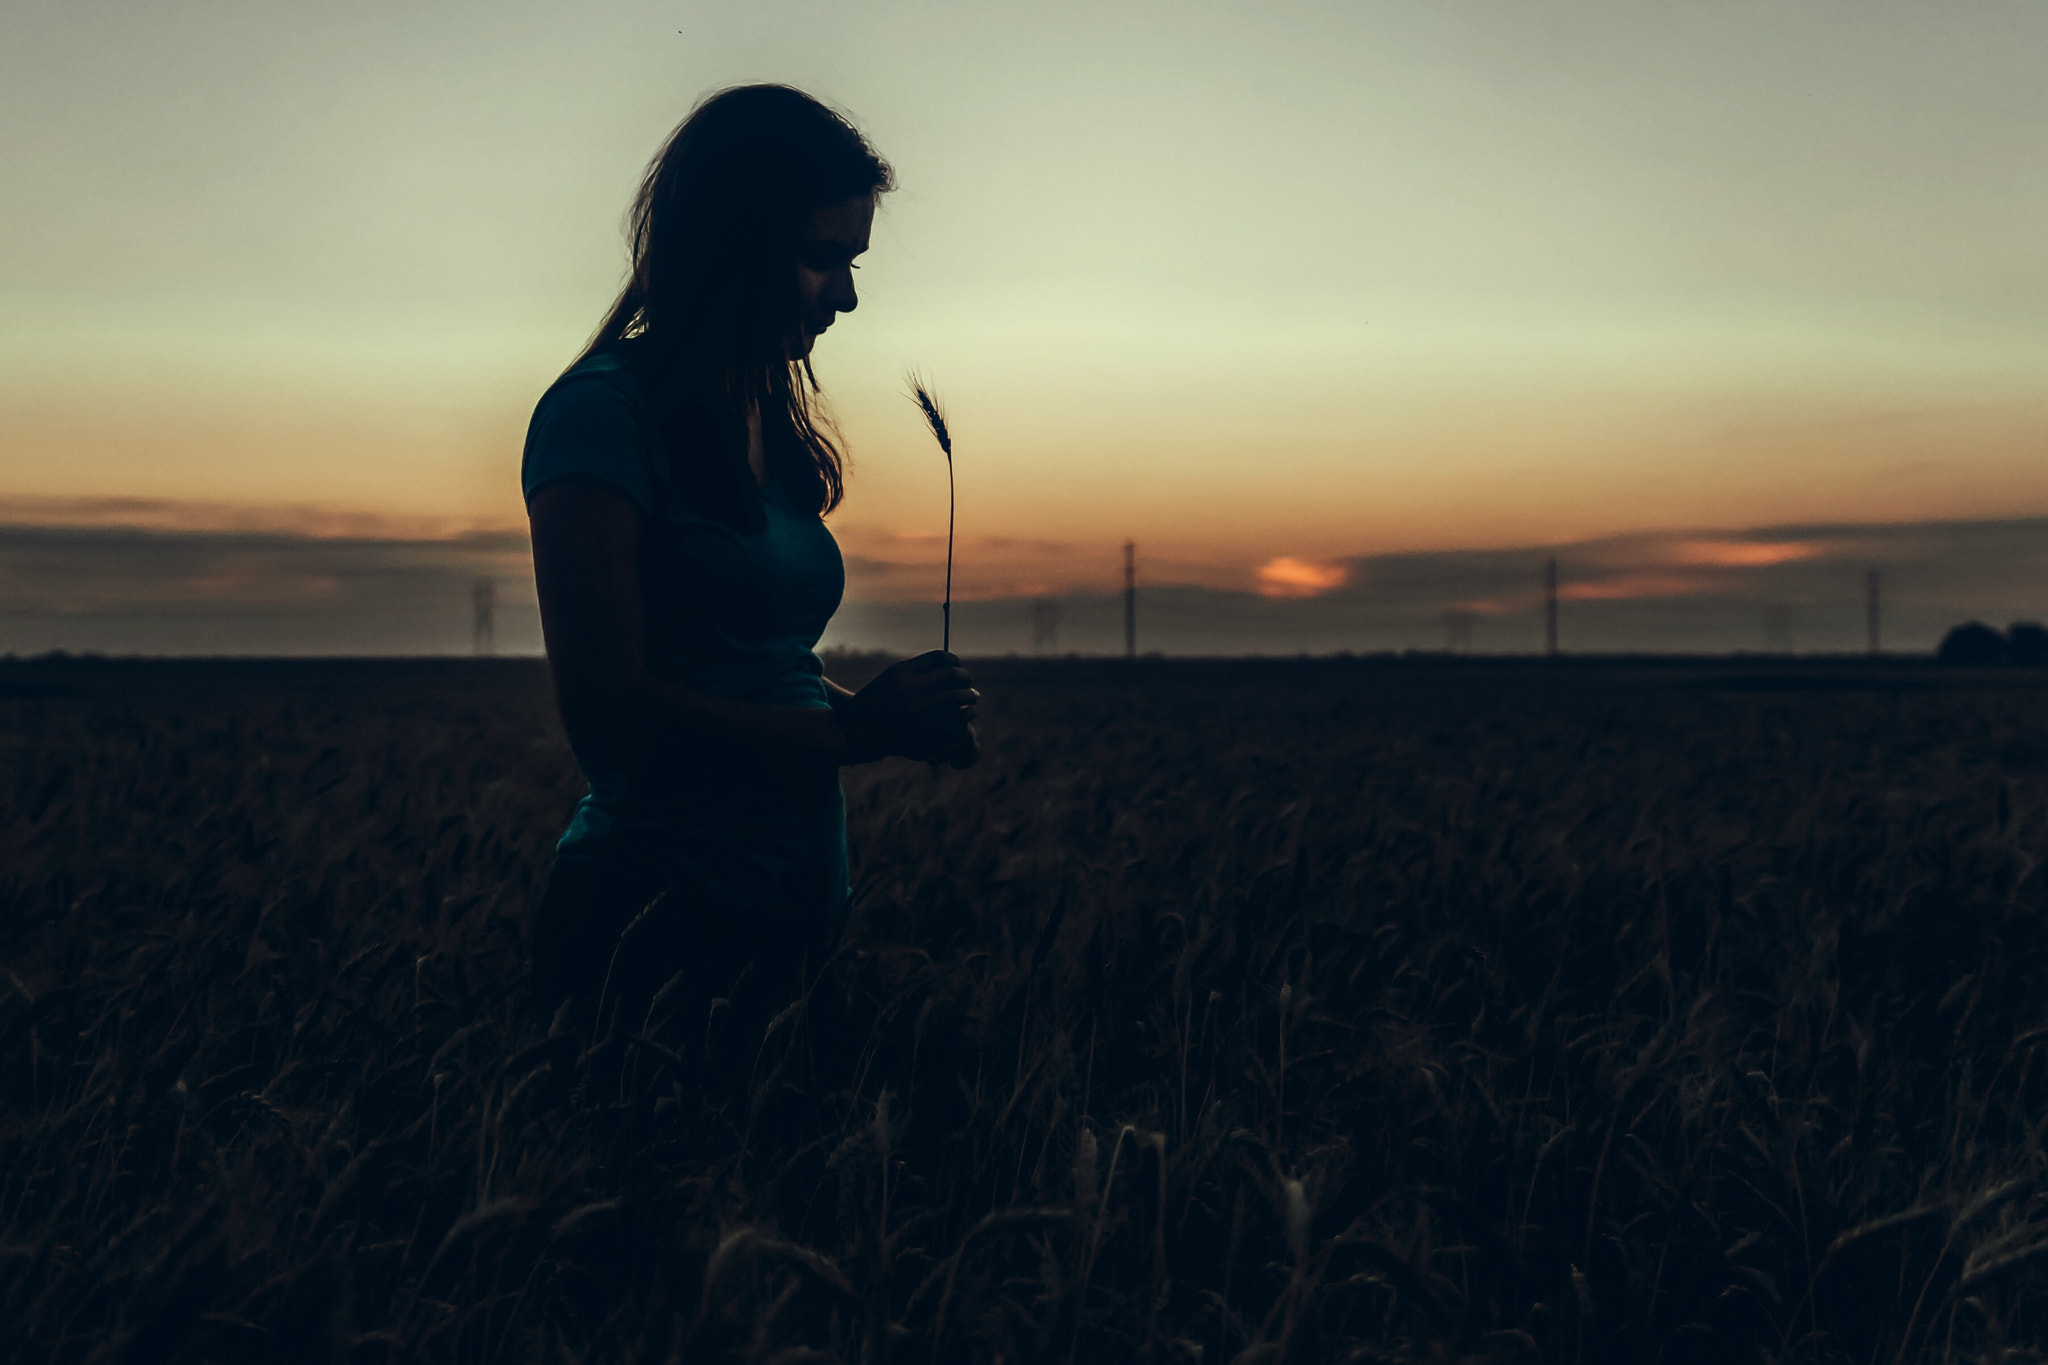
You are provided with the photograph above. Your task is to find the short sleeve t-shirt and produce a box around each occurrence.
[520,349,848,915]
[522,359,662,518]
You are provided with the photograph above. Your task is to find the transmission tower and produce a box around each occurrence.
[472,579,495,657]
[1544,557,1559,656]
[1031,598,1060,654]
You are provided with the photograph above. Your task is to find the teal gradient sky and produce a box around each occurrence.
[5,0,2047,603]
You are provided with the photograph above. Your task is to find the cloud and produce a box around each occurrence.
[1665,539,1825,569]
[0,494,520,542]
[1254,557,1350,599]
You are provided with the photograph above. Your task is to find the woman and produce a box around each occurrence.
[522,85,976,1042]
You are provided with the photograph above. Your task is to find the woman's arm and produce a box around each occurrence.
[531,477,975,777]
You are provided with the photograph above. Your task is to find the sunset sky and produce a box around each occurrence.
[5,0,2048,649]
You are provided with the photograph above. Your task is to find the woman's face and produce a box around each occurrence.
[791,195,874,360]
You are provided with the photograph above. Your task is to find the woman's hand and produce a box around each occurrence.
[835,652,978,764]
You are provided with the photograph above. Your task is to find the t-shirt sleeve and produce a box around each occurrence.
[520,377,657,517]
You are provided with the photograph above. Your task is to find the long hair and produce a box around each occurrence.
[576,85,893,525]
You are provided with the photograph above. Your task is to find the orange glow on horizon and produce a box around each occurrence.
[1667,540,1823,568]
[1254,557,1349,599]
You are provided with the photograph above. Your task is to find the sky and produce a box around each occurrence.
[4,0,2047,652]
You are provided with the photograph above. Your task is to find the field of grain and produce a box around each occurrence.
[3,655,2047,1364]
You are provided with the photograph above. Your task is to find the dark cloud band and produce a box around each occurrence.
[0,517,2041,657]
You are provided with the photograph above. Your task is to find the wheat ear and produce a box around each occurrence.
[907,373,954,652]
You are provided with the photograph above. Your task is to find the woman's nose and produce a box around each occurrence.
[830,270,859,314]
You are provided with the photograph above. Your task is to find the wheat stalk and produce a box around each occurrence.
[907,373,954,651]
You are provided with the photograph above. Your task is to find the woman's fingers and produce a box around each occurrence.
[885,651,961,685]
[902,699,974,741]
[902,670,974,699]
[873,679,973,713]
[890,653,973,692]
[904,688,978,717]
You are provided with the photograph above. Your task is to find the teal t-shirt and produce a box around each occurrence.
[521,349,848,917]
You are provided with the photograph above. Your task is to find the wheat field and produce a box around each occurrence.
[2,655,2046,1364]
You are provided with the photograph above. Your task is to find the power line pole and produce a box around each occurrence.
[1866,569,1882,655]
[1031,597,1059,654]
[1123,541,1136,659]
[1544,557,1559,656]
[472,579,495,657]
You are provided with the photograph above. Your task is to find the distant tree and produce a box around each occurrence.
[1937,621,2007,665]
[2008,621,2048,666]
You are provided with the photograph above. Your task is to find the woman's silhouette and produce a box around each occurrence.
[522,85,976,1046]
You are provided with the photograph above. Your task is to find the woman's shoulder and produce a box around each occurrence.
[531,348,647,426]
[521,348,660,515]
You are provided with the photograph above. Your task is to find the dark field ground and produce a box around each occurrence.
[4,655,2048,1364]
